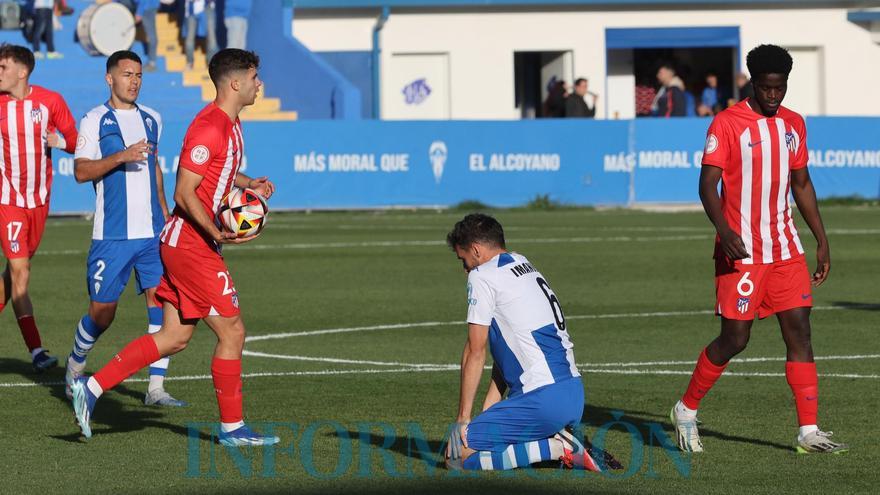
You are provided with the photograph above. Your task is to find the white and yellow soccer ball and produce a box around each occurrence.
[218,187,269,238]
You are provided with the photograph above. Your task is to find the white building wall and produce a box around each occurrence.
[293,7,880,119]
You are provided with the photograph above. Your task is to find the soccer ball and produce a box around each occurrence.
[218,187,268,238]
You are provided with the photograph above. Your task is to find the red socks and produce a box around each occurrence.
[786,361,818,426]
[17,315,42,352]
[212,358,243,423]
[682,348,728,410]
[93,335,161,392]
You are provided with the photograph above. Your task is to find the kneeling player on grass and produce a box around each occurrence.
[70,49,279,446]
[670,44,848,454]
[444,213,620,472]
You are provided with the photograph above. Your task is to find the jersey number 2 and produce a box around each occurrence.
[536,277,566,331]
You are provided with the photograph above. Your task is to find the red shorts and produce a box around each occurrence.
[155,243,241,319]
[0,204,49,259]
[715,255,812,320]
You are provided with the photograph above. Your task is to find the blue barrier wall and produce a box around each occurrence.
[49,117,880,213]
[317,51,374,119]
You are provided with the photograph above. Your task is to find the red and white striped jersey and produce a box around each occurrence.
[161,103,244,251]
[702,99,807,265]
[0,85,77,208]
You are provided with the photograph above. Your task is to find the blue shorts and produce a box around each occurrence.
[466,377,584,452]
[86,236,163,303]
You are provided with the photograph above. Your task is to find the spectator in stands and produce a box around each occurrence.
[31,0,61,59]
[224,0,251,50]
[635,78,656,117]
[564,77,597,118]
[184,0,217,70]
[136,0,160,71]
[652,63,686,117]
[542,77,567,118]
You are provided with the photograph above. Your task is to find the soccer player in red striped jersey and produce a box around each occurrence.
[70,49,279,446]
[671,45,848,454]
[0,44,77,372]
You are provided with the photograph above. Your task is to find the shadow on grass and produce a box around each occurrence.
[0,357,214,444]
[325,401,791,470]
[829,301,880,311]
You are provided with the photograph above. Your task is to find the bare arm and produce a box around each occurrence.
[234,171,276,199]
[74,139,151,183]
[457,323,489,427]
[790,167,830,286]
[700,164,749,260]
[155,161,169,219]
[173,168,254,245]
[481,363,507,412]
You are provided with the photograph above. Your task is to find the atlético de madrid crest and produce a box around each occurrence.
[30,109,42,124]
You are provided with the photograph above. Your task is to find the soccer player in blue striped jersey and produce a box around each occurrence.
[444,213,617,472]
[64,50,185,407]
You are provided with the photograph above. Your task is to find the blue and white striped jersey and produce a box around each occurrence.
[75,103,164,240]
[466,252,579,397]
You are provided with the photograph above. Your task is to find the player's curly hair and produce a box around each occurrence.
[208,48,260,85]
[447,213,506,250]
[746,44,793,78]
[0,44,34,75]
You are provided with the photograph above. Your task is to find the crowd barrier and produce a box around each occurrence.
[49,117,880,213]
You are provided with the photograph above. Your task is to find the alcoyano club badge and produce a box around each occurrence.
[705,134,718,154]
[190,145,210,165]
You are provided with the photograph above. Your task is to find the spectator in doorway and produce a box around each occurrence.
[698,72,721,116]
[136,0,160,71]
[31,0,61,59]
[224,0,252,50]
[735,72,753,102]
[564,77,597,118]
[184,0,218,70]
[652,63,686,117]
[542,77,567,118]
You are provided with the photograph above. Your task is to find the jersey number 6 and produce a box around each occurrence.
[536,277,566,331]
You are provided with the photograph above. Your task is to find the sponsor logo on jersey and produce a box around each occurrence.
[705,134,718,154]
[102,118,115,126]
[76,135,86,151]
[145,117,153,132]
[190,145,210,165]
[466,282,477,306]
[402,78,431,105]
[785,131,798,153]
[30,108,42,124]
[429,141,447,184]
[736,296,750,314]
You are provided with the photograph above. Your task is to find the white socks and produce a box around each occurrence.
[675,400,698,419]
[798,425,818,441]
[221,421,245,433]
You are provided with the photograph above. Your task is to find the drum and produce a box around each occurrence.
[76,3,136,56]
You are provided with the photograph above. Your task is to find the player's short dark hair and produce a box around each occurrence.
[106,50,142,73]
[0,44,34,75]
[446,213,506,250]
[574,77,587,86]
[208,48,260,85]
[746,44,793,78]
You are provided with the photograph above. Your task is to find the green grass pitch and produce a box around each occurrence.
[1,206,878,494]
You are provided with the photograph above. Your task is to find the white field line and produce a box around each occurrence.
[240,351,880,369]
[35,227,879,256]
[244,304,879,342]
[3,363,879,390]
